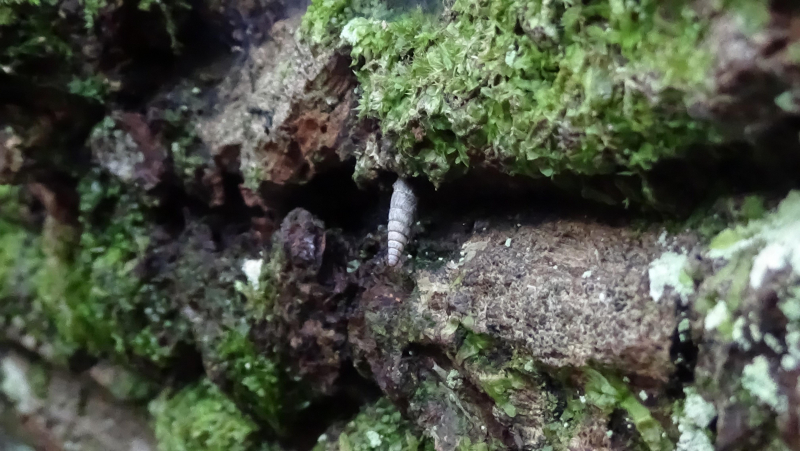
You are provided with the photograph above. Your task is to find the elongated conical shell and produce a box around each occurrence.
[387,178,416,266]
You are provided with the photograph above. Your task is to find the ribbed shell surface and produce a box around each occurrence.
[387,178,416,266]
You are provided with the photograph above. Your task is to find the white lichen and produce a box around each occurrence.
[749,323,763,343]
[365,430,382,448]
[732,317,751,351]
[683,389,716,428]
[677,423,714,451]
[742,356,787,413]
[764,334,784,353]
[781,329,800,371]
[676,388,716,451]
[1,355,38,415]
[89,117,145,183]
[704,301,730,331]
[648,252,693,302]
[750,243,790,289]
[341,17,379,46]
[779,296,800,321]
[708,191,800,288]
[242,259,263,290]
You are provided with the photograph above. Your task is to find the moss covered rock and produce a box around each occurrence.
[344,196,711,450]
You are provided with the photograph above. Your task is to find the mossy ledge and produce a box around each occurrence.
[302,0,722,187]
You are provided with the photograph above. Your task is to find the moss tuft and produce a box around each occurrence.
[216,329,308,435]
[150,380,258,451]
[1,171,192,368]
[40,170,192,365]
[314,397,433,451]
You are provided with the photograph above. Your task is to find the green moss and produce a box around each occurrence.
[455,438,500,451]
[475,369,526,418]
[543,394,588,450]
[674,195,768,242]
[693,193,800,343]
[158,92,212,181]
[302,0,412,46]
[584,368,671,451]
[150,380,258,451]
[67,74,110,101]
[82,363,160,402]
[235,247,283,319]
[315,398,433,451]
[707,191,800,266]
[16,171,192,368]
[303,0,720,189]
[216,329,307,435]
[0,186,69,355]
[454,331,493,364]
[59,172,189,364]
[0,186,41,303]
[0,0,74,71]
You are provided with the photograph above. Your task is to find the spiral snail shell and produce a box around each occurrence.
[387,178,416,267]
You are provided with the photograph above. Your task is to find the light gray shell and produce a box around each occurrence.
[387,178,416,267]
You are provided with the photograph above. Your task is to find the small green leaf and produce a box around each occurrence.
[709,229,742,251]
[501,402,517,417]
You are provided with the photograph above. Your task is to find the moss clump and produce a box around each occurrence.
[0,186,71,357]
[303,0,719,187]
[0,186,43,315]
[707,191,800,268]
[150,380,258,451]
[542,393,588,450]
[33,170,191,367]
[154,87,213,183]
[302,0,402,46]
[314,398,433,451]
[216,329,308,435]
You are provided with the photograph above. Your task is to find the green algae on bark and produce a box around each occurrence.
[303,0,720,186]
